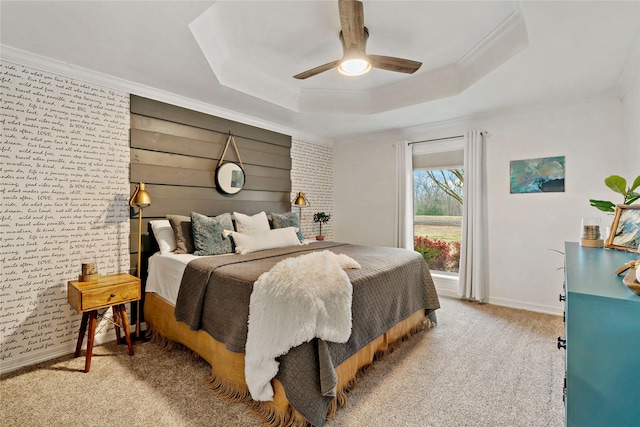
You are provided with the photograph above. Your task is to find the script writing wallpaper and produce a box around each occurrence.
[0,62,130,372]
[291,139,334,239]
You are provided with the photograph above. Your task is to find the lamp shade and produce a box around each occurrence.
[291,191,310,208]
[129,182,151,208]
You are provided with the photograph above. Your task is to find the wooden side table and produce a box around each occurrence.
[68,273,141,373]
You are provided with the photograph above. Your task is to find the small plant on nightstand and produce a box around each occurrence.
[313,212,331,241]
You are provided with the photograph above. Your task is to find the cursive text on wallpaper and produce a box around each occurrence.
[0,62,130,373]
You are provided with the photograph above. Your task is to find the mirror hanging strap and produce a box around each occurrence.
[218,132,244,169]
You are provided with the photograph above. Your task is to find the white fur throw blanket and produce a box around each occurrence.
[245,250,361,401]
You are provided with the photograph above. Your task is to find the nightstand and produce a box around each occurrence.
[68,273,141,373]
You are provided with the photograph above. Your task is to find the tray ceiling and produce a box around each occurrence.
[1,1,638,142]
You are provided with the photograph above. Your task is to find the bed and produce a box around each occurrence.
[143,232,439,426]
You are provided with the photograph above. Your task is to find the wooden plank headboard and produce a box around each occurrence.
[129,95,292,272]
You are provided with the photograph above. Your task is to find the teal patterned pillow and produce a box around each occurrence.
[271,211,304,242]
[190,212,234,256]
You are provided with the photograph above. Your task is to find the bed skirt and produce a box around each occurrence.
[144,292,433,426]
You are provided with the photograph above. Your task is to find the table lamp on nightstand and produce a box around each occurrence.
[129,182,151,340]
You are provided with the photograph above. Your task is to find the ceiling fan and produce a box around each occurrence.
[293,0,422,79]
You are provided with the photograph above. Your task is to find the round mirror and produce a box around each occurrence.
[215,162,245,195]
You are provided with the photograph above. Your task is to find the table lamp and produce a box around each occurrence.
[291,191,310,220]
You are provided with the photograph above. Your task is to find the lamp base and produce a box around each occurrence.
[131,335,150,345]
[78,274,99,282]
[580,238,603,248]
[130,327,150,344]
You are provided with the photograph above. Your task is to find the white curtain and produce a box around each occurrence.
[459,131,487,301]
[395,140,413,250]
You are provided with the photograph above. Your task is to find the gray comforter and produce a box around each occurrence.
[174,242,439,426]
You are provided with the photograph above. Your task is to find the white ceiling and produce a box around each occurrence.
[1,1,638,143]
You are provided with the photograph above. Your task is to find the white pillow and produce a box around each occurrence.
[223,227,301,254]
[150,220,177,254]
[233,211,270,234]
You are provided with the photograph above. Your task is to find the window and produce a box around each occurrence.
[411,140,464,274]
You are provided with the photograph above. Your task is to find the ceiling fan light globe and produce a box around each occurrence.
[338,59,371,76]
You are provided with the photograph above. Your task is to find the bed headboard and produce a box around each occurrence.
[129,95,292,275]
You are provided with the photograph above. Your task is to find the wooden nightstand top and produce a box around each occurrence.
[68,273,140,313]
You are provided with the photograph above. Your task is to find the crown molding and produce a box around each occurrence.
[334,90,623,146]
[0,44,329,145]
[457,10,529,91]
[367,10,529,116]
[292,136,334,148]
[189,4,302,112]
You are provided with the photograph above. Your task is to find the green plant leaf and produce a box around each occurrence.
[626,192,640,205]
[604,175,627,196]
[313,212,330,223]
[630,175,640,193]
[589,199,616,212]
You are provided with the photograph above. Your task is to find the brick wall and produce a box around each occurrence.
[290,139,334,240]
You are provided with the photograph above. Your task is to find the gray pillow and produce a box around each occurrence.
[271,211,304,242]
[167,215,194,254]
[190,212,234,256]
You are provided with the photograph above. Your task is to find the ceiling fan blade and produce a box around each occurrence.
[369,55,422,74]
[293,60,340,80]
[338,0,365,50]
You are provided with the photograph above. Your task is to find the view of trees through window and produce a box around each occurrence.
[413,169,463,273]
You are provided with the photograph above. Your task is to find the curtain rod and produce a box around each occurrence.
[408,135,465,145]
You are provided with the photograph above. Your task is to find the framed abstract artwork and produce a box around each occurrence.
[605,204,640,251]
[510,156,565,194]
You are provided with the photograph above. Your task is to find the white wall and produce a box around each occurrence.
[334,140,398,247]
[622,67,640,175]
[334,97,632,315]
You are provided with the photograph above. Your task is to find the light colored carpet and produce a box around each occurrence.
[1,297,564,427]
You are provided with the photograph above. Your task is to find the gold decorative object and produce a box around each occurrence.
[622,264,640,296]
[616,259,640,295]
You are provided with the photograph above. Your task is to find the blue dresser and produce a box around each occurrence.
[563,242,640,427]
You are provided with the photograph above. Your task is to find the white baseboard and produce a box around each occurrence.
[486,296,563,316]
[0,322,148,375]
[1,333,111,375]
[431,272,563,316]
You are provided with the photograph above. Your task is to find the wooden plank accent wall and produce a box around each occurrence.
[129,95,292,261]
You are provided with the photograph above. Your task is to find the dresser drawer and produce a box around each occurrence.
[68,273,140,312]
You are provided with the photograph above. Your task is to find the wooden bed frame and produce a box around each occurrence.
[145,292,431,426]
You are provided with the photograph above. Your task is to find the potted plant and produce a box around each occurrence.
[313,212,331,241]
[590,175,640,212]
